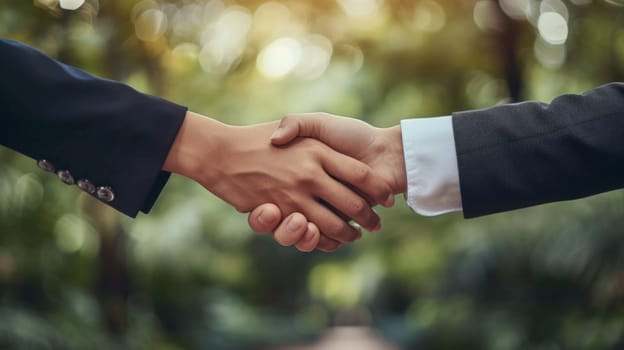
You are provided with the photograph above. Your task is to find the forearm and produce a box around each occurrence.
[163,111,229,185]
[453,82,624,217]
[0,38,187,217]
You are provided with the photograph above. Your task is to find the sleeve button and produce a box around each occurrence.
[56,170,75,185]
[96,186,115,202]
[37,159,56,173]
[77,179,96,194]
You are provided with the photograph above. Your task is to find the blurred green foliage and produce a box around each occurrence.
[1,0,624,349]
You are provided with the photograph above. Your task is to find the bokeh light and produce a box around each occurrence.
[309,263,364,309]
[169,3,204,40]
[541,0,569,20]
[604,0,624,6]
[198,6,252,74]
[498,0,531,19]
[257,37,303,79]
[411,0,447,32]
[165,42,200,72]
[13,174,43,211]
[534,37,567,69]
[253,2,297,39]
[54,214,99,255]
[2,1,624,349]
[295,35,333,80]
[134,8,168,42]
[338,0,384,18]
[537,11,568,45]
[59,0,85,10]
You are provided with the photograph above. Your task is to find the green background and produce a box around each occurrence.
[1,0,624,349]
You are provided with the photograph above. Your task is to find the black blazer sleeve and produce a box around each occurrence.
[0,38,188,217]
[452,82,624,218]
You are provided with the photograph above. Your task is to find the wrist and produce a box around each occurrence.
[382,125,407,194]
[163,111,231,186]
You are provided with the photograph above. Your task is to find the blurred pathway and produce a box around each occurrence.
[273,326,401,350]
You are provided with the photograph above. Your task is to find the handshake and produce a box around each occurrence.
[163,111,408,253]
[4,39,619,245]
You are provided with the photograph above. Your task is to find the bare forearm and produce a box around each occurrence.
[163,111,228,185]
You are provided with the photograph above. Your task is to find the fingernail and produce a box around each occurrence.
[270,128,284,140]
[286,215,303,232]
[256,209,267,225]
[303,227,316,243]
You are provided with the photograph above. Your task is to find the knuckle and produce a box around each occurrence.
[299,141,321,156]
[329,220,348,235]
[350,198,368,217]
[295,174,314,187]
[276,193,298,211]
[325,221,355,243]
[281,114,293,124]
[295,166,320,186]
[352,165,371,184]
[332,221,349,236]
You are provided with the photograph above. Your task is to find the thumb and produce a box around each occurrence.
[270,113,325,145]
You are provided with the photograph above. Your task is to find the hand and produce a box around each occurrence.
[272,113,406,193]
[248,113,407,251]
[247,203,322,252]
[163,112,394,251]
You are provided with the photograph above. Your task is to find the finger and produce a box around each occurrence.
[294,222,321,252]
[316,184,380,233]
[270,113,328,145]
[273,212,309,246]
[301,198,362,244]
[324,152,393,210]
[316,182,380,233]
[316,234,342,253]
[248,203,282,234]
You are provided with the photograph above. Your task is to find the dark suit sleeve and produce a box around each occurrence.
[0,38,188,217]
[452,82,624,218]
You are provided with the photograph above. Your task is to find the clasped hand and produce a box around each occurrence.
[165,112,405,252]
[248,113,408,252]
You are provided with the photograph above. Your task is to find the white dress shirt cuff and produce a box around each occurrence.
[400,117,463,216]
